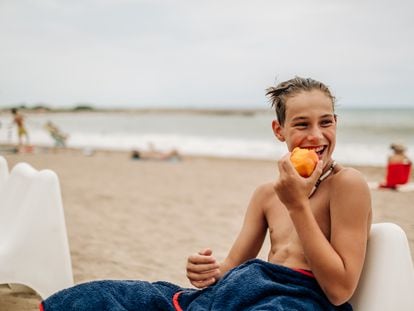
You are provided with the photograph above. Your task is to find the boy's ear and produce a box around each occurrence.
[272,120,285,142]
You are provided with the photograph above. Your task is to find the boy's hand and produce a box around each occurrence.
[186,248,221,289]
[274,153,323,209]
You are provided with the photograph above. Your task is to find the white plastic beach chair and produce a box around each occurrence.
[0,157,74,299]
[0,155,8,190]
[350,222,414,311]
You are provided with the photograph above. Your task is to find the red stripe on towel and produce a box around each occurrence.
[173,291,184,311]
[293,268,315,278]
[39,302,45,311]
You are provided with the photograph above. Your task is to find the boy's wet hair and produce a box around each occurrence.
[266,76,336,125]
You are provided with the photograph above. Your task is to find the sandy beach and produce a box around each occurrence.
[1,149,413,310]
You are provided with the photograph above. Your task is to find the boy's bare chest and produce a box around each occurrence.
[265,195,331,248]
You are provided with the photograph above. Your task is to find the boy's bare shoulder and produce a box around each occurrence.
[330,166,371,210]
[331,166,368,188]
[249,182,278,204]
[253,182,277,196]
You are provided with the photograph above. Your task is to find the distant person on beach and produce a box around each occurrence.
[44,121,68,148]
[388,143,411,164]
[130,144,181,161]
[11,108,30,148]
[41,77,372,310]
[380,143,411,188]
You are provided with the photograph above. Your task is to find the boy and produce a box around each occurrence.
[186,77,372,308]
[42,77,372,310]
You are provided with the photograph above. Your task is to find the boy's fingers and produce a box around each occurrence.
[187,262,220,273]
[199,248,212,256]
[187,254,216,264]
[279,153,299,176]
[191,277,216,289]
[187,269,220,282]
[309,160,324,183]
[277,156,289,176]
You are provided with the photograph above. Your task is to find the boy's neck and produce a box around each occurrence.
[309,161,336,198]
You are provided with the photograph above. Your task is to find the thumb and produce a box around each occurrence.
[309,160,324,184]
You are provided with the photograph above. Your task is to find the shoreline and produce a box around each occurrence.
[1,106,413,115]
[0,143,387,169]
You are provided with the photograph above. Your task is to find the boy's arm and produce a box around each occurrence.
[186,185,268,288]
[219,185,269,276]
[326,169,372,302]
[275,157,371,306]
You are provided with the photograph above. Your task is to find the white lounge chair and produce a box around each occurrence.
[0,155,8,190]
[350,222,414,311]
[0,156,74,299]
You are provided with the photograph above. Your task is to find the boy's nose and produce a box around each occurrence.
[307,127,323,142]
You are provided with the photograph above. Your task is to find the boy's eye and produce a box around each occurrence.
[321,119,333,126]
[294,123,308,128]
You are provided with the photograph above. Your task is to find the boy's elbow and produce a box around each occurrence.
[324,282,355,306]
[327,292,351,307]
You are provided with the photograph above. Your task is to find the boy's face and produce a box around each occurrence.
[272,90,337,167]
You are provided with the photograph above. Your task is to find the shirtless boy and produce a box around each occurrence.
[41,77,372,311]
[186,77,372,306]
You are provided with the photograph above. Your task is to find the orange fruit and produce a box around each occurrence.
[290,147,319,177]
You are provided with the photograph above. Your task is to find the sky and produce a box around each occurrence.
[1,0,413,109]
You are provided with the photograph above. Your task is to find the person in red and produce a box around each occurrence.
[380,143,412,188]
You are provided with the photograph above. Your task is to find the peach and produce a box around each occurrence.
[290,147,319,177]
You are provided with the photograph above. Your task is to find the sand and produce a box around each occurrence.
[1,149,413,310]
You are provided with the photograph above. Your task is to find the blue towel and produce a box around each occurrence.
[41,259,352,310]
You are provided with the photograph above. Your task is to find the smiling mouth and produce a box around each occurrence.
[306,146,326,157]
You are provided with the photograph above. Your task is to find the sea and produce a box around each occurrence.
[0,107,413,166]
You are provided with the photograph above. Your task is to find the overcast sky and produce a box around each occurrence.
[1,0,413,109]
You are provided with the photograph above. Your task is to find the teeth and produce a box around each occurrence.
[307,146,325,152]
